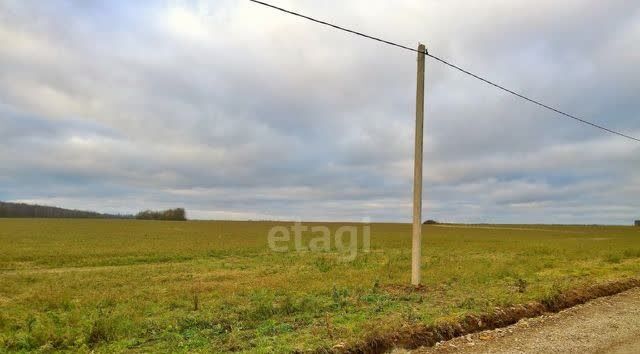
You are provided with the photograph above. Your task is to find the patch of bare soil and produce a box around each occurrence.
[317,278,640,354]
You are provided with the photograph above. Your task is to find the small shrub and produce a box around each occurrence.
[256,319,293,336]
[26,315,36,333]
[605,253,622,264]
[331,286,350,309]
[6,333,38,351]
[458,297,479,310]
[192,293,199,311]
[540,283,564,310]
[177,315,230,335]
[515,278,528,293]
[314,257,333,273]
[277,295,296,315]
[87,317,116,347]
[371,279,380,294]
[401,307,420,322]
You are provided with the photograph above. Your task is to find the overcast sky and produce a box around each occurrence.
[1,0,639,223]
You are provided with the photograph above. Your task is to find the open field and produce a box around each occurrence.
[1,219,639,353]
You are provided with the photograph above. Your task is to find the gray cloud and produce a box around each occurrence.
[0,0,638,223]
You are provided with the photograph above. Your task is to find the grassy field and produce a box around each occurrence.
[0,219,639,353]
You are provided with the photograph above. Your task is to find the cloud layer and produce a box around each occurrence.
[1,0,639,223]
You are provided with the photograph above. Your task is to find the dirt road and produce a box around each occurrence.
[398,287,640,354]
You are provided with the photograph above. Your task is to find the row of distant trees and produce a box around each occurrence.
[136,208,186,221]
[0,201,131,219]
[0,201,187,221]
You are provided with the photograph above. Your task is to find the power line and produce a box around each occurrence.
[249,0,418,53]
[425,55,640,142]
[248,0,640,143]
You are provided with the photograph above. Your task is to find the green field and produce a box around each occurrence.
[1,219,639,352]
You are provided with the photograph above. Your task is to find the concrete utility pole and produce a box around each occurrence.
[412,43,426,286]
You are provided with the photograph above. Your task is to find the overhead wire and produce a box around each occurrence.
[248,0,640,142]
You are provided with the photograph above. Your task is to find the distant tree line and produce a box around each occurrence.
[0,201,132,219]
[135,208,186,221]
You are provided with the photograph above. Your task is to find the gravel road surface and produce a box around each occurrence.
[395,287,640,354]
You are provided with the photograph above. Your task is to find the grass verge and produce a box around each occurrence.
[335,278,640,353]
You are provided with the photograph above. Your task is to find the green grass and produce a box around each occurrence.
[0,219,639,352]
